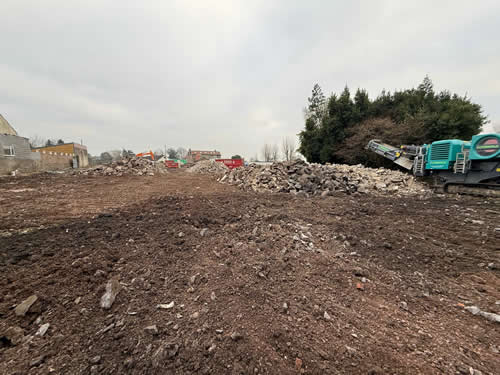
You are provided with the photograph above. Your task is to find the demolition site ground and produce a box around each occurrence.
[0,172,499,374]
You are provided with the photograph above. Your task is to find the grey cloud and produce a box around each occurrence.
[0,1,499,157]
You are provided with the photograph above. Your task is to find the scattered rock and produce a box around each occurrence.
[123,357,135,369]
[282,302,289,313]
[210,292,216,301]
[465,305,500,323]
[89,355,101,364]
[189,275,197,285]
[353,267,367,277]
[100,278,121,310]
[157,301,175,309]
[345,346,357,356]
[152,342,179,368]
[144,325,159,335]
[94,270,107,277]
[317,349,329,360]
[323,311,332,321]
[230,332,243,341]
[30,354,46,367]
[35,323,50,337]
[15,295,38,316]
[2,326,24,346]
[295,357,303,371]
[200,228,208,237]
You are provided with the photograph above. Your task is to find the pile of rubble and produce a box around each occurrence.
[219,160,429,196]
[186,159,228,175]
[74,157,166,177]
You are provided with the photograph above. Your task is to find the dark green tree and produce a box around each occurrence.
[318,87,355,163]
[298,117,322,163]
[167,148,179,159]
[298,77,487,167]
[353,89,371,123]
[100,152,112,164]
[306,83,326,126]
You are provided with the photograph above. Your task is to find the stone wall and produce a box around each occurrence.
[0,134,37,160]
[0,134,41,175]
[0,158,40,175]
[0,136,89,174]
[38,152,73,170]
[34,143,89,168]
[73,144,89,167]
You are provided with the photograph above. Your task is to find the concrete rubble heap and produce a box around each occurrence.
[219,160,429,196]
[187,159,228,175]
[74,157,166,177]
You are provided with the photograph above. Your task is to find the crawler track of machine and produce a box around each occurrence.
[444,182,500,197]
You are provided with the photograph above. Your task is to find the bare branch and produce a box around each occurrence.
[281,137,296,161]
[261,144,272,162]
[271,144,279,161]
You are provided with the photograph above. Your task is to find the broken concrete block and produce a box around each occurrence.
[100,279,121,310]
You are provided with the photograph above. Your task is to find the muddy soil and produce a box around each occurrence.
[0,172,499,374]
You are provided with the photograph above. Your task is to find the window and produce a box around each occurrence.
[3,145,15,156]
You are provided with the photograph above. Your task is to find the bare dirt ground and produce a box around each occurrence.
[0,171,499,374]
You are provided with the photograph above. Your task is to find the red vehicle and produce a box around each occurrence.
[215,158,244,169]
[165,160,179,168]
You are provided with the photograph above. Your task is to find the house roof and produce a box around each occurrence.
[0,114,18,136]
[33,142,87,151]
[189,150,221,154]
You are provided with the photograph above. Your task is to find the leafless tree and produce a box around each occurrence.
[281,137,296,161]
[261,144,273,162]
[176,147,187,159]
[154,148,164,160]
[29,135,47,148]
[108,150,122,161]
[271,144,279,161]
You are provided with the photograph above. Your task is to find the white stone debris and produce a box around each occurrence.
[219,160,429,197]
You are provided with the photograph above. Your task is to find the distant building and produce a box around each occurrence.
[0,114,41,175]
[33,143,89,168]
[186,149,221,163]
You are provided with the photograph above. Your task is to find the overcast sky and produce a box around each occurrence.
[1,0,499,158]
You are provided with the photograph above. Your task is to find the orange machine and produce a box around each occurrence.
[136,151,155,161]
